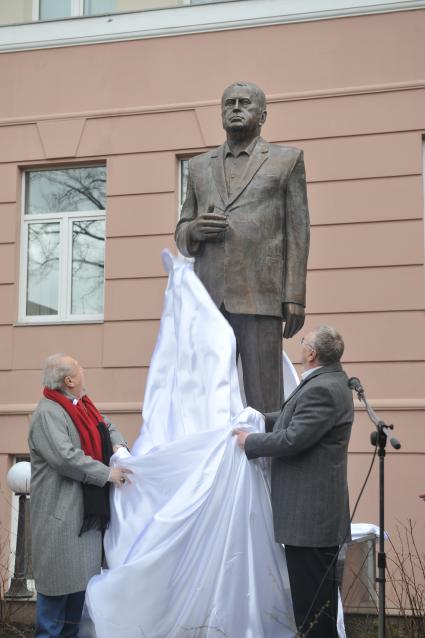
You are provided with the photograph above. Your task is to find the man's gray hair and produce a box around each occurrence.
[43,353,74,390]
[222,81,267,110]
[311,325,344,366]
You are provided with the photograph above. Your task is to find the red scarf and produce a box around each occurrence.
[43,387,104,462]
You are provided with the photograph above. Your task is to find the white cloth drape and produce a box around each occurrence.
[85,251,346,638]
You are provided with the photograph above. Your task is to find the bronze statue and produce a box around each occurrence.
[175,81,310,412]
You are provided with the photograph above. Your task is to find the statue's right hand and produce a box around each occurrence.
[189,213,228,242]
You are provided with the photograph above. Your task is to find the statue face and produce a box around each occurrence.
[221,85,266,137]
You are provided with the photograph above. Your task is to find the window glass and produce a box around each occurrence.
[22,166,106,322]
[39,0,73,20]
[191,0,237,3]
[26,222,60,316]
[85,0,116,14]
[71,219,105,315]
[84,0,184,15]
[25,167,106,215]
[180,159,189,208]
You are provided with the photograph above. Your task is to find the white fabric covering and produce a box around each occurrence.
[85,251,346,638]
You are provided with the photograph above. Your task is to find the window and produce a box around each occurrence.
[0,0,242,25]
[20,166,106,323]
[35,0,188,21]
[180,158,190,211]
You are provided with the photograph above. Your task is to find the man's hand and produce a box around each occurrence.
[232,428,251,450]
[109,466,133,487]
[112,444,126,453]
[282,302,305,339]
[189,213,228,242]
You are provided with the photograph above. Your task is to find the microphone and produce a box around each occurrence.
[348,377,364,396]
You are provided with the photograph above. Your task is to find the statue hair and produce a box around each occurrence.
[222,81,267,110]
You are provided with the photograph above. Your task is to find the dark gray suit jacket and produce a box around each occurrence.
[245,363,354,547]
[175,138,310,317]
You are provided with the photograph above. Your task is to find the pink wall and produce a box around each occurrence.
[0,8,424,607]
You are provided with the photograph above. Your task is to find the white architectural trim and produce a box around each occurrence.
[0,0,424,52]
[0,399,425,416]
[0,79,424,127]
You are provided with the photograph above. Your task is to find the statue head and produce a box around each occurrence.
[221,81,267,139]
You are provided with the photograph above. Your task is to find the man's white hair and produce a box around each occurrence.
[42,353,74,390]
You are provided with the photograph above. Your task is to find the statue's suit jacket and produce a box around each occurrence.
[175,138,310,317]
[245,363,354,547]
[28,398,126,596]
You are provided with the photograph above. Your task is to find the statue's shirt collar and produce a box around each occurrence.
[224,136,259,159]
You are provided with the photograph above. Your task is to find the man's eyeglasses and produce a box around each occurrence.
[301,336,315,351]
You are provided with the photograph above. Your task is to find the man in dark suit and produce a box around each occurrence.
[175,81,310,413]
[233,325,354,637]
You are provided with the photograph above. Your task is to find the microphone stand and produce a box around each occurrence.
[350,382,401,638]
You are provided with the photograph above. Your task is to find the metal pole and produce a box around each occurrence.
[377,433,386,638]
[5,494,32,599]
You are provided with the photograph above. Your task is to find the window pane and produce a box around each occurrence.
[25,166,106,215]
[26,223,60,316]
[191,0,238,3]
[71,220,105,315]
[39,0,72,20]
[85,0,115,13]
[180,159,189,208]
[84,0,184,15]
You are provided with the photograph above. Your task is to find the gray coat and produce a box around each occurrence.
[175,138,310,317]
[28,397,126,595]
[245,364,354,547]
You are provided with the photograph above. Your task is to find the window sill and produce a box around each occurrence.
[0,1,423,52]
[14,319,104,326]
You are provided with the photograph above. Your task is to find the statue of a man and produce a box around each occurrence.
[175,81,310,412]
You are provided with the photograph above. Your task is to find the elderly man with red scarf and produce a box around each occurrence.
[29,353,131,638]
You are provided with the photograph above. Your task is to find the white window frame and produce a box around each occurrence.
[19,166,106,324]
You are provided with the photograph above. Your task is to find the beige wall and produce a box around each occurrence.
[0,0,33,26]
[0,8,424,604]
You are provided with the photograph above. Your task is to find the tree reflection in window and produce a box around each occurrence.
[23,165,106,320]
[26,166,106,214]
[72,219,105,315]
[26,223,60,316]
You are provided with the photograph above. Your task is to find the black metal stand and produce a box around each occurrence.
[5,494,32,599]
[350,380,401,638]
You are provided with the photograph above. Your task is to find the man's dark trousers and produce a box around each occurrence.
[35,590,85,638]
[285,545,339,638]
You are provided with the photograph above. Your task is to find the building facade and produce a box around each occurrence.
[0,0,424,611]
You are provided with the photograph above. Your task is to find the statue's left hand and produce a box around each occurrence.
[282,303,305,339]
